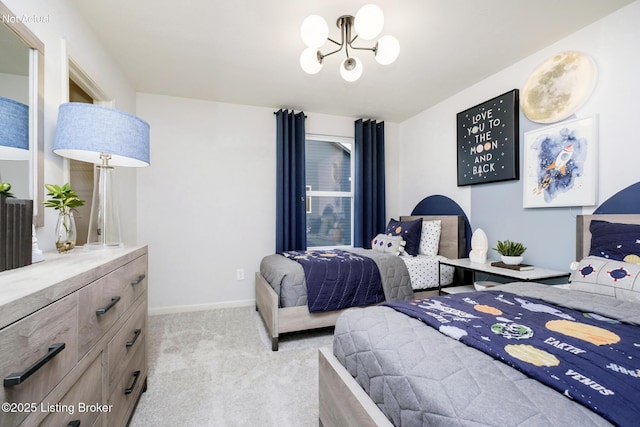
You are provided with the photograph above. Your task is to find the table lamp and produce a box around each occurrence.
[53,103,150,248]
[0,96,29,160]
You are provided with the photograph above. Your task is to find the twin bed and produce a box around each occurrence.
[255,215,466,351]
[318,214,640,426]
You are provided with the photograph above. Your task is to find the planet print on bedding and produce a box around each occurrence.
[384,290,640,426]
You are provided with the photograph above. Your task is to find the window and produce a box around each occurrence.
[305,134,353,248]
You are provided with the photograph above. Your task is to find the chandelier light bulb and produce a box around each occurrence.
[298,6,398,80]
[340,57,363,82]
[375,35,400,65]
[300,48,323,74]
[300,15,329,48]
[354,4,384,41]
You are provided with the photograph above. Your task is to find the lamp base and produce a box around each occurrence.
[87,162,122,247]
[84,242,123,250]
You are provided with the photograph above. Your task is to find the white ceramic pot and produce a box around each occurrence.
[501,255,523,265]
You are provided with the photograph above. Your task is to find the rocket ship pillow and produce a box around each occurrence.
[589,220,640,264]
[385,218,423,256]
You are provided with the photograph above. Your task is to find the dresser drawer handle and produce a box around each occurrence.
[67,421,80,427]
[131,274,146,286]
[124,370,141,395]
[3,343,66,387]
[126,329,142,348]
[96,296,121,315]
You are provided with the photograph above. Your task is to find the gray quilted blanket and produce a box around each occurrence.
[333,282,640,426]
[260,249,413,308]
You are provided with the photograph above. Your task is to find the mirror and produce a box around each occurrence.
[0,1,45,226]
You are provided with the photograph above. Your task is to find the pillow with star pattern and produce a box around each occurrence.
[589,220,640,264]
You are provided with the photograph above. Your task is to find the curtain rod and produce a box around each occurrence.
[273,110,307,118]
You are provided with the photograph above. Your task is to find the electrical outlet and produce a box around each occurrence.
[236,269,245,281]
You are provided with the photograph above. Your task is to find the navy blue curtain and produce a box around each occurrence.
[275,109,306,252]
[354,119,386,248]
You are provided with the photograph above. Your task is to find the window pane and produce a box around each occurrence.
[305,139,351,192]
[306,195,352,247]
[305,137,352,248]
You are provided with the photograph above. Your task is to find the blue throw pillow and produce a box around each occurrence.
[385,218,423,256]
[589,220,640,262]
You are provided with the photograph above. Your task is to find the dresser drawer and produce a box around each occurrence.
[0,294,78,427]
[39,352,103,427]
[77,255,148,358]
[107,297,146,388]
[107,340,146,427]
[126,255,148,304]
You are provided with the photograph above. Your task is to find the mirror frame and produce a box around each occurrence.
[0,1,45,227]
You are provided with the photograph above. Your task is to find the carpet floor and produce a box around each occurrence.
[129,306,334,426]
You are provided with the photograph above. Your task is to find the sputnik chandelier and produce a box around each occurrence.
[299,4,400,82]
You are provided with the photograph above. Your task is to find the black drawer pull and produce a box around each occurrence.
[131,274,146,286]
[4,343,66,387]
[124,370,141,395]
[126,329,142,348]
[96,296,121,315]
[67,421,81,427]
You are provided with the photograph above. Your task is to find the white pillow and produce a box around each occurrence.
[419,220,441,256]
[570,256,640,302]
[372,234,406,256]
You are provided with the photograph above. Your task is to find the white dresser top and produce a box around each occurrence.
[0,245,147,329]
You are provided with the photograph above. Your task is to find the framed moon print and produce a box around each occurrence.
[457,89,519,186]
[523,115,598,208]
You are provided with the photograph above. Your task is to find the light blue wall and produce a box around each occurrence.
[398,2,640,273]
[470,111,576,271]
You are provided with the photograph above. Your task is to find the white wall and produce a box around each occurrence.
[0,73,28,103]
[14,0,633,308]
[3,0,138,250]
[136,93,400,312]
[399,1,640,270]
[136,2,640,311]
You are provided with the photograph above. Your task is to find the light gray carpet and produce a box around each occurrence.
[129,306,334,426]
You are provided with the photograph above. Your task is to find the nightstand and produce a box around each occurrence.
[438,258,570,294]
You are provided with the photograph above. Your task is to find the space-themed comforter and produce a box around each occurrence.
[260,248,413,310]
[385,290,640,426]
[281,249,385,313]
[334,282,640,426]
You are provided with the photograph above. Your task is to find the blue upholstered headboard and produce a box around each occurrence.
[594,182,640,214]
[411,195,472,255]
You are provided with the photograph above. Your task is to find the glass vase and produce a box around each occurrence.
[55,211,77,253]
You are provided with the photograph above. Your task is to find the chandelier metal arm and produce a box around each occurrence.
[299,6,399,80]
[347,43,377,53]
[346,33,377,53]
[317,15,376,61]
[319,39,345,61]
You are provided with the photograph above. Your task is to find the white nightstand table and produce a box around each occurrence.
[438,258,570,294]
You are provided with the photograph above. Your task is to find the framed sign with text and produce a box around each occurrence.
[456,89,519,186]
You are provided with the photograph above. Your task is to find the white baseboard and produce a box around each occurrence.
[148,298,255,316]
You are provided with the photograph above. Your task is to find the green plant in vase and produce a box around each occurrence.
[492,240,527,265]
[0,182,15,198]
[42,183,85,253]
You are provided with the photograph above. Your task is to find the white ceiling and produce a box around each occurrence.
[70,0,634,122]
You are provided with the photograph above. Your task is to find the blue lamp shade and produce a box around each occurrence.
[53,103,150,167]
[0,96,29,160]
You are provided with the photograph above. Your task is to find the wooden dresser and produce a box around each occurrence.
[0,246,148,427]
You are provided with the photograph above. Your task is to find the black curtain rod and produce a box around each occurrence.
[273,110,307,118]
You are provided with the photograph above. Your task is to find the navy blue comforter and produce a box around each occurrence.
[282,249,384,313]
[386,291,640,426]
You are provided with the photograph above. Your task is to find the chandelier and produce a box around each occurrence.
[299,4,400,82]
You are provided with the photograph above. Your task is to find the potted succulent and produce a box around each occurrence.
[492,240,527,265]
[42,183,85,253]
